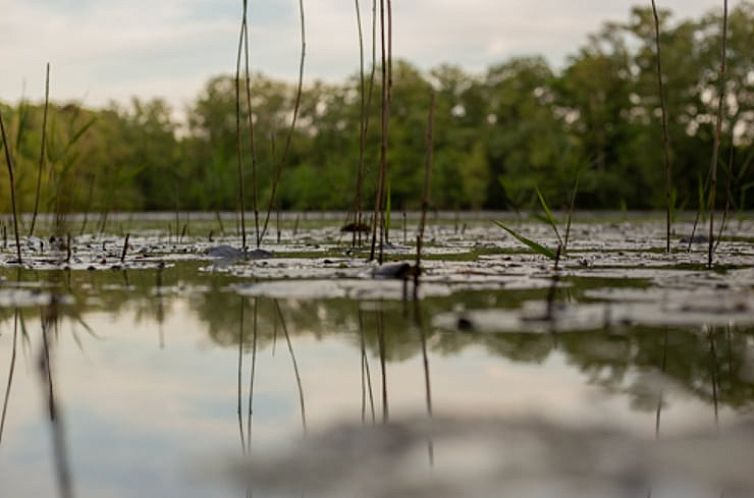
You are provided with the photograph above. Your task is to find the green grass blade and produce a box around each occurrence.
[493,220,557,260]
[536,187,562,243]
[65,117,96,152]
[385,180,391,236]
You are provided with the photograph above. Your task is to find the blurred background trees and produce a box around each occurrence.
[1,3,752,213]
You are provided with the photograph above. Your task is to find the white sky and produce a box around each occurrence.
[0,0,737,110]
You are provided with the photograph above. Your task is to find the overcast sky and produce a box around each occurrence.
[0,0,737,110]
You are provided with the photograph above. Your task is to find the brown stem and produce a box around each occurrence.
[235,3,248,250]
[415,92,435,296]
[259,0,306,246]
[0,110,23,264]
[120,233,130,263]
[650,2,673,253]
[350,0,367,248]
[30,63,51,237]
[369,0,389,262]
[708,0,728,269]
[241,12,260,248]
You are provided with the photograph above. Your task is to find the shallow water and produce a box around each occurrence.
[1,215,753,497]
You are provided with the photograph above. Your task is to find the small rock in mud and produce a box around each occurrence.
[206,245,273,260]
[373,262,414,279]
[457,316,475,331]
[340,222,370,233]
[206,245,243,259]
[680,234,709,244]
[247,248,274,259]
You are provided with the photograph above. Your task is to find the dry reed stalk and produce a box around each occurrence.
[259,0,306,245]
[708,0,728,268]
[351,0,367,248]
[30,63,51,237]
[120,233,130,262]
[369,0,389,262]
[241,15,260,248]
[0,110,23,263]
[235,1,249,250]
[414,92,435,297]
[650,1,673,253]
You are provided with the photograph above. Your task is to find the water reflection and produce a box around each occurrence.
[0,262,753,497]
[40,294,74,498]
[0,309,19,444]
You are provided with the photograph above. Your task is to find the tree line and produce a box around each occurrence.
[1,4,752,214]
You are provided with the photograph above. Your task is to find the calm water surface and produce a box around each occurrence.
[1,219,753,497]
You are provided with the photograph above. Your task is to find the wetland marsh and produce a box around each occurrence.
[1,213,753,497]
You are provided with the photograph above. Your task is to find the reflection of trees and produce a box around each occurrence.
[3,264,754,413]
[481,327,754,412]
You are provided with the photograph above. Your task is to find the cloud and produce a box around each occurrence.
[0,0,739,109]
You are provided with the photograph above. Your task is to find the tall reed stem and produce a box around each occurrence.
[369,0,390,262]
[0,110,23,263]
[415,92,435,297]
[650,1,673,253]
[259,0,306,246]
[241,6,260,248]
[235,1,249,250]
[30,63,51,237]
[351,0,367,248]
[708,0,728,269]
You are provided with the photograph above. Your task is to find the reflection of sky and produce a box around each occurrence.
[0,0,742,110]
[0,295,738,497]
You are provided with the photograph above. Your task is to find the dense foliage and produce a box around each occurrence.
[1,4,753,213]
